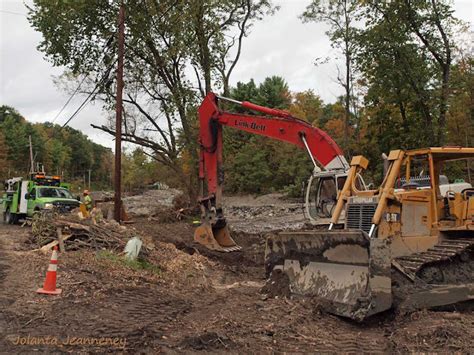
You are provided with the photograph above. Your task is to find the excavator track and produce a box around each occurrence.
[393,238,474,282]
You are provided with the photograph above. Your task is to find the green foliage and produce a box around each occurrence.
[227,140,273,194]
[0,130,9,181]
[257,76,291,108]
[96,250,161,274]
[122,148,158,192]
[28,0,276,201]
[356,0,458,147]
[223,76,312,196]
[0,105,113,188]
[446,57,474,147]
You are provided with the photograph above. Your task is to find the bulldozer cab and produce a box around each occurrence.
[387,149,474,242]
[265,147,474,321]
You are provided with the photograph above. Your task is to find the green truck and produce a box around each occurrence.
[2,173,80,224]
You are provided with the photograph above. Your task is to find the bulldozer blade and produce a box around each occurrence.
[265,230,392,321]
[194,223,242,252]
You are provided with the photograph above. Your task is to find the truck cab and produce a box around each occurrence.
[2,173,80,224]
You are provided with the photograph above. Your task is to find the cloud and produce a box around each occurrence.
[0,0,472,150]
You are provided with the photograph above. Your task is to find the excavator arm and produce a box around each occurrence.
[195,92,349,252]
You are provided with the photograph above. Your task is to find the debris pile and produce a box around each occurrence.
[29,210,131,251]
[225,205,301,219]
[123,189,181,216]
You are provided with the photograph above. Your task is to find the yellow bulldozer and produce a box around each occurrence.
[265,147,474,320]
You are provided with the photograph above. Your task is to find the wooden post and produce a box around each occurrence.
[57,227,65,253]
[114,1,125,222]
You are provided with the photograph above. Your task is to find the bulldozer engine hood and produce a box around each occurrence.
[265,230,392,321]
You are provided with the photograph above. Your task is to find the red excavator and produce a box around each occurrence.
[195,92,360,252]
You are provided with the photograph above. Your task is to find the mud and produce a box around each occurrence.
[180,332,235,351]
[418,253,474,284]
[261,269,291,298]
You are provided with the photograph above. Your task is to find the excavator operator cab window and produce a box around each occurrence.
[306,175,338,219]
[316,177,337,218]
[336,176,346,190]
[307,172,366,220]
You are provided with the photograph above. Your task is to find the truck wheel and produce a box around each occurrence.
[5,209,16,224]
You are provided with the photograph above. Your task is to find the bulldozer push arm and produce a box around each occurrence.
[266,147,474,321]
[195,92,349,252]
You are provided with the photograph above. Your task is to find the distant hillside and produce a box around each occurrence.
[0,105,113,189]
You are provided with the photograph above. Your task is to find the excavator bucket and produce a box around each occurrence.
[264,230,392,321]
[194,222,242,252]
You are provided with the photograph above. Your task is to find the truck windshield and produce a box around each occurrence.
[37,187,74,199]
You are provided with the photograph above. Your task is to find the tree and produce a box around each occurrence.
[289,90,323,125]
[28,0,276,201]
[445,55,474,183]
[0,130,9,181]
[0,105,113,188]
[256,76,291,108]
[356,0,459,145]
[224,77,312,196]
[446,56,474,147]
[301,0,360,152]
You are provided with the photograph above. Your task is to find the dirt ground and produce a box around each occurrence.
[1,194,473,353]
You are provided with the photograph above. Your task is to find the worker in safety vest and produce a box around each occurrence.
[83,190,93,211]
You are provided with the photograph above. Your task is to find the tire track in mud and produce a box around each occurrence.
[279,333,390,353]
[265,314,392,353]
[0,232,14,348]
[49,287,192,350]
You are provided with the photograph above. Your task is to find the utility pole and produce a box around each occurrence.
[28,135,34,174]
[114,1,125,222]
[88,169,92,190]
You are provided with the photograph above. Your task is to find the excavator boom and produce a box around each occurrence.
[195,92,349,252]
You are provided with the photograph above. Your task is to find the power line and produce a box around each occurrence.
[47,2,177,138]
[50,75,89,124]
[50,34,115,124]
[59,55,121,129]
[0,10,27,16]
[41,51,122,147]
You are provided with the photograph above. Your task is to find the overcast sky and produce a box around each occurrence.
[0,0,472,149]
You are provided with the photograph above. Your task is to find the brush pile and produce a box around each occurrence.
[29,210,131,251]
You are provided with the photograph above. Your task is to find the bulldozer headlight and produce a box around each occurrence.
[44,203,54,210]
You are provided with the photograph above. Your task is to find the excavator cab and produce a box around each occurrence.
[305,169,366,222]
[266,148,474,320]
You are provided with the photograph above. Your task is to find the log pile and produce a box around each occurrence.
[29,210,130,252]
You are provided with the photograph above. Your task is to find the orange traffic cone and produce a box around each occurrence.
[37,246,62,295]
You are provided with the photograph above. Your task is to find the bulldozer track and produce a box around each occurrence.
[394,238,474,282]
